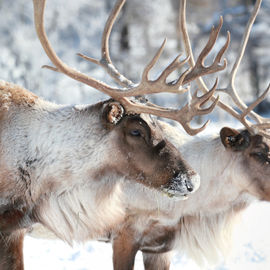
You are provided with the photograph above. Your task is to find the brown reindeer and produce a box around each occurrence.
[0,0,231,269]
[93,0,270,269]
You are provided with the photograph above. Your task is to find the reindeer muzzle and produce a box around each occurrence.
[161,172,200,201]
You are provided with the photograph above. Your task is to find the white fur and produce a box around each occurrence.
[1,84,192,247]
[26,117,259,266]
[0,93,126,244]
[36,177,124,245]
[109,122,258,266]
[157,122,257,265]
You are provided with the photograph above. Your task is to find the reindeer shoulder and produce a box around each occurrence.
[0,80,38,112]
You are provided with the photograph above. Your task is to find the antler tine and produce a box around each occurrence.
[157,53,190,83]
[218,0,265,124]
[78,0,225,96]
[33,0,134,100]
[33,0,192,99]
[180,0,270,137]
[130,26,229,96]
[77,0,134,88]
[113,37,192,95]
[180,0,238,120]
[33,0,223,136]
[193,78,220,113]
[241,83,270,120]
[219,0,270,132]
[196,17,225,66]
[77,0,187,90]
[183,17,230,85]
[252,121,270,139]
[180,0,230,84]
[141,38,167,82]
[120,80,219,135]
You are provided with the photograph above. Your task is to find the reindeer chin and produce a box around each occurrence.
[169,193,189,202]
[161,188,189,201]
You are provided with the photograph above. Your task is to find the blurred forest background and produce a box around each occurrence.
[0,0,269,125]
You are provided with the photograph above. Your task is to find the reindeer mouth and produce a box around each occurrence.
[161,189,189,201]
[161,172,200,201]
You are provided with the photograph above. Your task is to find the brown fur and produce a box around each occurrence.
[143,252,171,270]
[0,81,37,112]
[113,228,139,270]
[0,206,27,233]
[112,115,191,189]
[0,231,25,270]
[109,213,179,270]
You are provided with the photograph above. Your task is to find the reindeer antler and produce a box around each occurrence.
[180,0,270,138]
[33,0,228,135]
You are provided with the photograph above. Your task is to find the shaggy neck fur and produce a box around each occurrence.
[163,123,256,265]
[120,122,257,266]
[0,82,125,244]
[25,116,259,264]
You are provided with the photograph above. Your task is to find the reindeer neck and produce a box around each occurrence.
[0,83,126,243]
[0,82,109,203]
[178,133,253,216]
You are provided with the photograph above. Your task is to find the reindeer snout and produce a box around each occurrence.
[186,172,200,193]
[161,171,200,201]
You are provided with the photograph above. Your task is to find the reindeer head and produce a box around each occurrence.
[221,127,270,201]
[31,0,229,199]
[100,101,201,199]
[176,0,270,202]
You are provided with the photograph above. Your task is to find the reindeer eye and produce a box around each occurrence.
[228,136,236,143]
[130,130,141,137]
[250,152,270,165]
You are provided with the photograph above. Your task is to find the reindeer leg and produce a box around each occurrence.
[112,230,139,270]
[143,252,172,270]
[0,230,25,270]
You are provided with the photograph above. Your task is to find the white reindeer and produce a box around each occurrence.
[0,0,231,269]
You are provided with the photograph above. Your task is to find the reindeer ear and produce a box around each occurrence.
[103,102,125,125]
[220,127,250,151]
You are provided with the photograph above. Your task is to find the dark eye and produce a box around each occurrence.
[130,129,141,137]
[228,136,236,143]
[250,152,270,165]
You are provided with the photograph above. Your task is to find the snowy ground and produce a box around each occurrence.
[24,201,270,270]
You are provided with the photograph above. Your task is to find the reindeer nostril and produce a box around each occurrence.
[154,140,166,153]
[185,180,194,192]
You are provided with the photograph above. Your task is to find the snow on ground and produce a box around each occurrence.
[24,202,270,270]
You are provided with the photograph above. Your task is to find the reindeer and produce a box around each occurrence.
[88,0,270,269]
[0,0,231,269]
